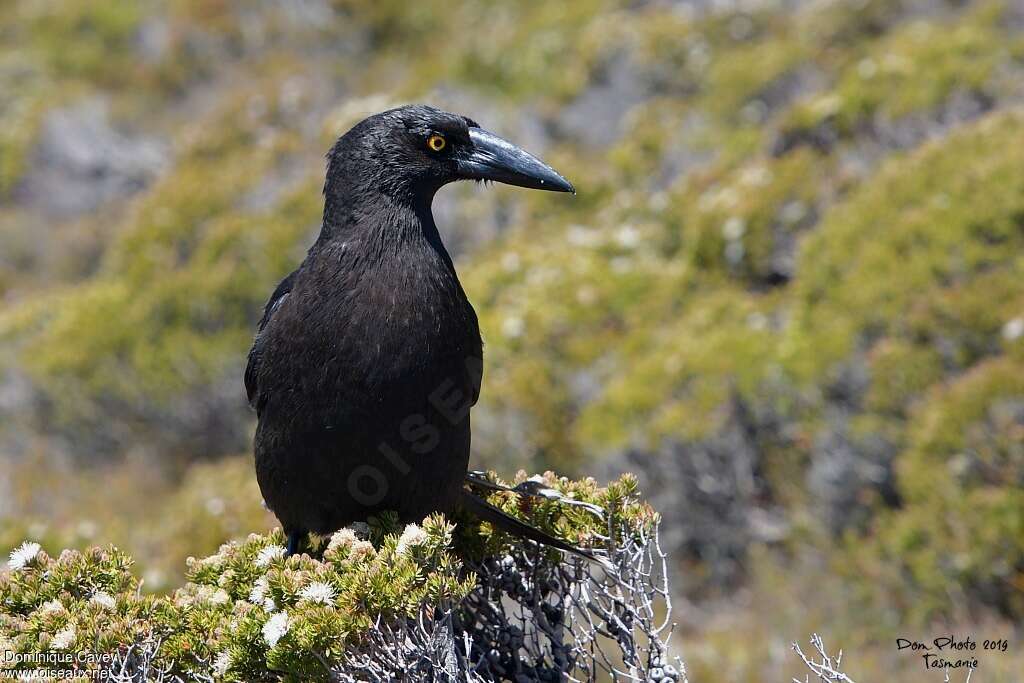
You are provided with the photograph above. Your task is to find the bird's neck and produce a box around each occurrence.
[316,184,450,265]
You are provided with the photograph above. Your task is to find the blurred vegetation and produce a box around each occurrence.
[2,0,1023,679]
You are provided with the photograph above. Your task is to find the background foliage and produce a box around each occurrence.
[1,0,1022,680]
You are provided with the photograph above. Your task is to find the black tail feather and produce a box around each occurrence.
[460,489,606,566]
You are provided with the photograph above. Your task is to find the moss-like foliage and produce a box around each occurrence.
[849,358,1024,622]
[784,109,1024,382]
[780,1,1024,141]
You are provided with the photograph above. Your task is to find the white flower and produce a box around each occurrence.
[721,216,746,241]
[1002,317,1024,341]
[299,581,336,605]
[327,528,358,551]
[212,650,232,676]
[205,497,226,516]
[249,577,276,612]
[262,612,290,647]
[501,251,520,272]
[210,588,230,605]
[51,624,76,650]
[615,225,640,249]
[501,316,525,339]
[90,591,116,610]
[255,544,286,567]
[37,599,65,615]
[8,541,41,571]
[143,568,167,589]
[395,524,429,556]
[249,577,269,604]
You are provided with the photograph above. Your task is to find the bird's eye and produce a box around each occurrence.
[427,134,446,152]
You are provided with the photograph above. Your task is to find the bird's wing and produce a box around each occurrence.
[245,270,297,411]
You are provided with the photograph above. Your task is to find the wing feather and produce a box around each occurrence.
[245,271,296,411]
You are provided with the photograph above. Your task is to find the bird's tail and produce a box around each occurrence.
[459,489,606,567]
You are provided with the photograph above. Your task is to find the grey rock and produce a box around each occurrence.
[807,418,899,535]
[557,53,649,149]
[18,100,168,217]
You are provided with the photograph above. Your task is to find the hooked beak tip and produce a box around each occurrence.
[458,128,576,195]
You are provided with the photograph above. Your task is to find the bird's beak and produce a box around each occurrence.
[455,128,575,194]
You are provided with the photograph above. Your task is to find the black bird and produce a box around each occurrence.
[245,105,584,557]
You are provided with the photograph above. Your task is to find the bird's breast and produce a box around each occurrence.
[279,250,480,416]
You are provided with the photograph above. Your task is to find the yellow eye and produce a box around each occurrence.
[427,134,446,152]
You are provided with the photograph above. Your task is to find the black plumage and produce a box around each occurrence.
[245,105,580,556]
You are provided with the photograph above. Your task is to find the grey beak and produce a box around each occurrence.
[455,128,575,194]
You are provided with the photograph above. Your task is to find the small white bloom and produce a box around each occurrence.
[1002,317,1024,341]
[721,216,746,241]
[615,225,640,249]
[327,528,358,551]
[857,57,878,79]
[212,650,232,676]
[249,577,269,604]
[299,581,336,605]
[255,544,286,567]
[567,224,599,248]
[501,316,525,339]
[143,568,167,590]
[395,524,429,556]
[205,496,226,516]
[76,520,97,539]
[501,251,521,272]
[250,578,277,612]
[37,599,65,615]
[262,612,290,647]
[210,588,230,605]
[51,624,76,650]
[8,541,41,571]
[197,551,225,569]
[90,591,116,610]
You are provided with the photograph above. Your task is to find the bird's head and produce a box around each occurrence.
[325,104,574,204]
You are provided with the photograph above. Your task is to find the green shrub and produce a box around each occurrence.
[1,474,666,682]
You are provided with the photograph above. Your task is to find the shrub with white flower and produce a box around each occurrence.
[249,576,269,604]
[262,611,290,648]
[212,651,232,677]
[90,591,116,610]
[255,544,286,567]
[51,624,76,650]
[298,581,336,605]
[7,541,41,571]
[37,599,64,615]
[327,528,357,551]
[395,523,429,556]
[0,474,676,682]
